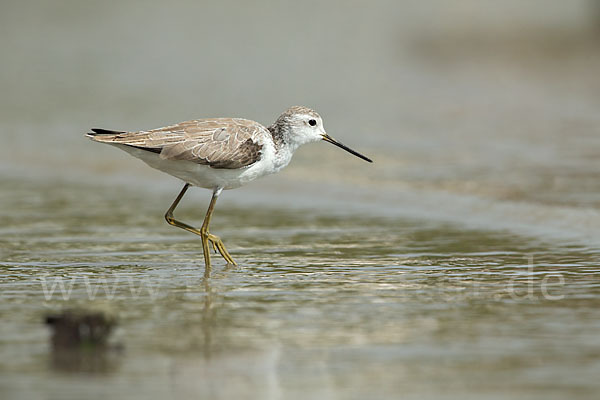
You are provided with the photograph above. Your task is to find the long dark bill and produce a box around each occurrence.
[322,134,373,163]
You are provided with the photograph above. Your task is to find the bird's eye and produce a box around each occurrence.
[308,119,317,127]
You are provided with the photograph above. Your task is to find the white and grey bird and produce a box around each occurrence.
[86,106,372,271]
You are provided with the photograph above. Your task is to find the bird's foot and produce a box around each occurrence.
[204,232,237,266]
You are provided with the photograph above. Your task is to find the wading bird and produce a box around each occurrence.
[87,106,372,271]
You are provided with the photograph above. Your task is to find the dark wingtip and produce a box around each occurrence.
[89,128,124,135]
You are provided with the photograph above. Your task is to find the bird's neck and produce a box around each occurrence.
[268,123,285,148]
[267,123,298,170]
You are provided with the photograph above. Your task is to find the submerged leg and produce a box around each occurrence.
[164,184,237,270]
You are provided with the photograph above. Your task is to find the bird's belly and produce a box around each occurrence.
[120,145,275,190]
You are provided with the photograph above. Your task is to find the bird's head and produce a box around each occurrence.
[271,106,372,162]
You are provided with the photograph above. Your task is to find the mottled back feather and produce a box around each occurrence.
[88,118,265,169]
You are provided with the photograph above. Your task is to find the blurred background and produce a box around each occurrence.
[1,1,600,399]
[2,0,600,241]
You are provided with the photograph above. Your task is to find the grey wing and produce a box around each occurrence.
[89,118,265,169]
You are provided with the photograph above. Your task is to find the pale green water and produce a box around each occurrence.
[2,178,600,399]
[2,0,600,399]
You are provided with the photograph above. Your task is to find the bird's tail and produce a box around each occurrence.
[85,128,126,141]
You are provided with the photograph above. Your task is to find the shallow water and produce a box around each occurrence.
[2,0,600,399]
[2,178,600,399]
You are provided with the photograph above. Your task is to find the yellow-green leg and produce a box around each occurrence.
[164,184,237,271]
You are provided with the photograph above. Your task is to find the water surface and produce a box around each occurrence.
[2,178,600,399]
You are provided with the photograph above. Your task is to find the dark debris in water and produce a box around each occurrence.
[45,309,122,373]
